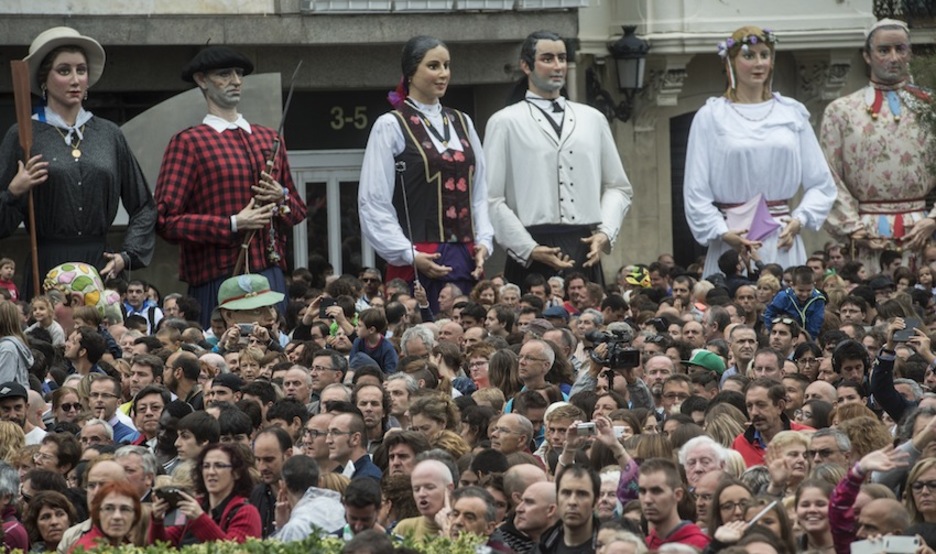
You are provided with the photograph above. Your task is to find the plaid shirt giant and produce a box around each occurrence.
[155,124,307,286]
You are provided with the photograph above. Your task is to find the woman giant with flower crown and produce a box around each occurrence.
[358,36,494,313]
[683,26,836,278]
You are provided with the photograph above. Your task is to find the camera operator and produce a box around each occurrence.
[571,322,652,410]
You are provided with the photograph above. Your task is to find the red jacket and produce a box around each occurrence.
[148,495,261,546]
[69,525,128,554]
[732,417,814,467]
[646,521,710,550]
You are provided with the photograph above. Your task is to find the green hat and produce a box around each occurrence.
[682,350,726,376]
[217,274,284,311]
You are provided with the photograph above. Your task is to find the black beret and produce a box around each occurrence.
[181,46,254,83]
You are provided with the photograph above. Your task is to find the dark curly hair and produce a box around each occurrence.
[192,443,256,500]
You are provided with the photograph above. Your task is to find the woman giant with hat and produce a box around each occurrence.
[0,27,156,292]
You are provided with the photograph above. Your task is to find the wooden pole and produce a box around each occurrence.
[10,60,39,297]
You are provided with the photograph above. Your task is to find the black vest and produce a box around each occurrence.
[391,103,475,244]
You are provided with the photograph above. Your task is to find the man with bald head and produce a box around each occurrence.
[517,340,555,393]
[394,459,454,539]
[694,470,723,531]
[491,413,533,456]
[804,380,837,406]
[497,464,550,552]
[57,459,134,553]
[438,322,464,348]
[505,481,558,553]
[856,498,910,540]
[504,464,548,511]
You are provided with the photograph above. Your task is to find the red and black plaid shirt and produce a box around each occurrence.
[154,124,307,286]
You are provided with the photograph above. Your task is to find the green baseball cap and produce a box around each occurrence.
[217,274,284,311]
[682,350,726,376]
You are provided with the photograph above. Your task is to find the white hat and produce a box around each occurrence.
[24,26,105,96]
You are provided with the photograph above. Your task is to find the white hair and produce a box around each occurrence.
[499,284,521,297]
[677,435,727,466]
[401,325,436,355]
[83,418,115,440]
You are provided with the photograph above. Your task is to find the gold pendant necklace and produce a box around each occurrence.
[53,125,86,161]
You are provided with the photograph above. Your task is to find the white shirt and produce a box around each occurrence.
[683,94,836,276]
[203,114,252,134]
[358,98,495,266]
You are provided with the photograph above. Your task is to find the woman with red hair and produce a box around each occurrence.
[69,481,141,553]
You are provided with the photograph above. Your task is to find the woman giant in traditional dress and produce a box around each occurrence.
[0,27,155,292]
[684,26,836,278]
[358,36,494,313]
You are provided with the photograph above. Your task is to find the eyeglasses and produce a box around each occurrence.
[771,317,795,326]
[912,480,936,493]
[795,357,822,367]
[89,392,117,400]
[59,402,81,412]
[468,360,489,368]
[101,505,136,515]
[361,277,380,283]
[806,449,840,459]
[518,354,548,363]
[326,429,352,437]
[720,500,750,512]
[201,463,233,471]
[304,429,327,439]
[33,452,55,462]
[794,409,812,419]
[695,493,713,502]
[311,365,337,373]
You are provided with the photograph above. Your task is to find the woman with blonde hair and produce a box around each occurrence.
[432,429,471,460]
[14,445,39,481]
[764,431,810,496]
[756,274,782,306]
[684,25,835,276]
[723,450,746,478]
[472,387,505,413]
[704,413,746,448]
[634,434,674,461]
[905,457,936,524]
[0,421,25,463]
[407,393,459,441]
[318,473,351,496]
[0,301,32,386]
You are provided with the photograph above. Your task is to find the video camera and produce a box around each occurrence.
[586,328,640,370]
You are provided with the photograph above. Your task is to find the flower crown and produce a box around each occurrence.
[717,29,778,59]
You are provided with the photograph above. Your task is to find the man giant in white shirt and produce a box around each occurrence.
[485,31,633,286]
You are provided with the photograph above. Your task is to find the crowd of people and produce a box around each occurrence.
[2,9,936,554]
[0,244,936,554]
